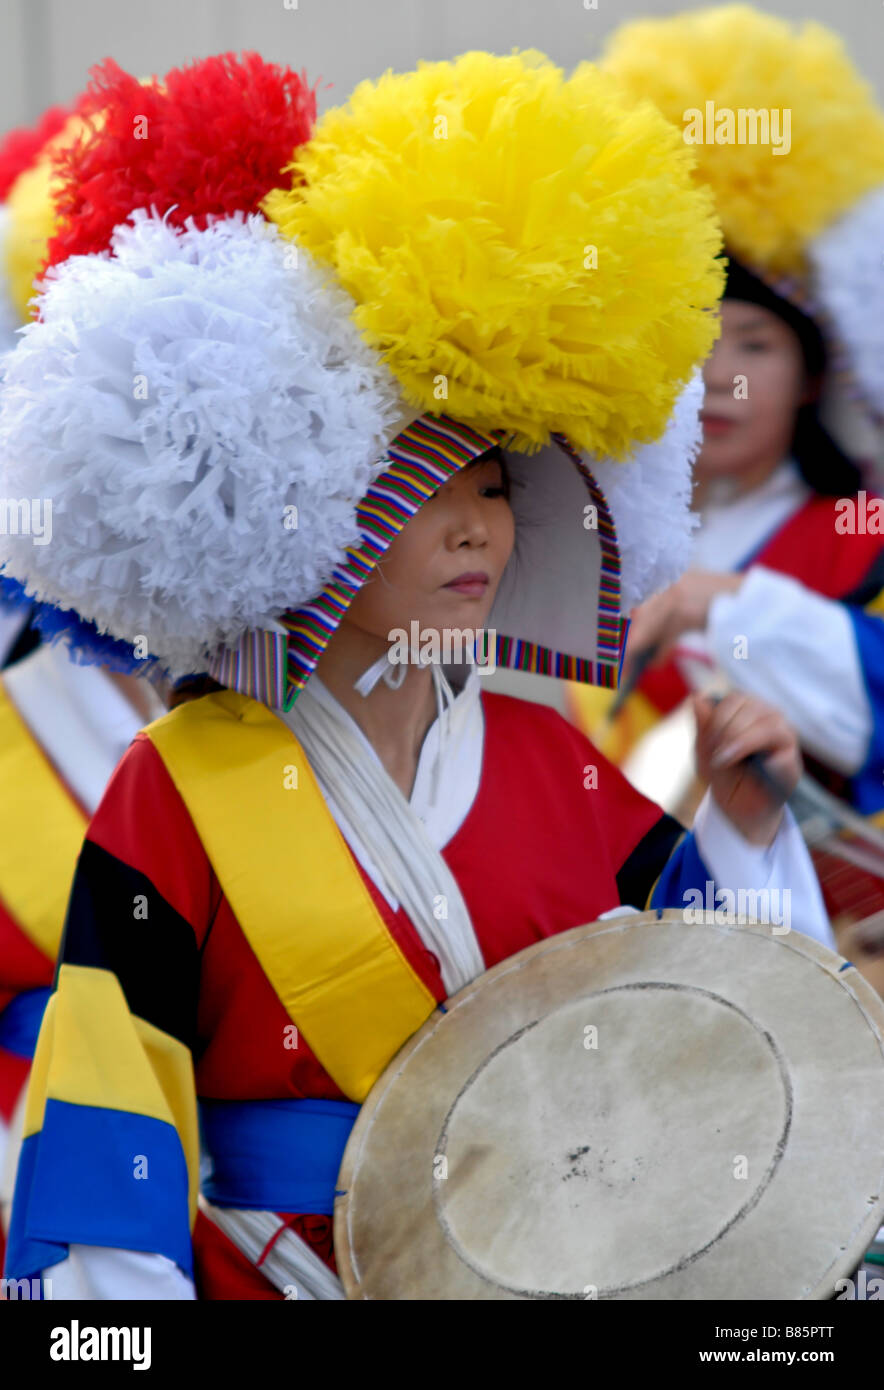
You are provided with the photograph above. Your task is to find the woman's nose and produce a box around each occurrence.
[447,498,489,549]
[702,341,736,392]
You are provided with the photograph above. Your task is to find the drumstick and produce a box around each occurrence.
[699,691,796,803]
[607,653,795,798]
[606,656,884,878]
[605,643,660,723]
[704,699,884,878]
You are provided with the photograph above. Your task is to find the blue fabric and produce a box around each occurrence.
[0,573,159,674]
[0,987,51,1059]
[4,1100,193,1281]
[845,607,884,815]
[200,1097,360,1216]
[3,1136,65,1283]
[650,831,714,912]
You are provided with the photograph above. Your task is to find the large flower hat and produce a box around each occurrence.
[0,49,724,706]
[599,4,884,424]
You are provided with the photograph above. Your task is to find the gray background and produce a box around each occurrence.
[1,0,882,129]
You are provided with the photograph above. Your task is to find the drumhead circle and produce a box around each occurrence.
[334,912,884,1300]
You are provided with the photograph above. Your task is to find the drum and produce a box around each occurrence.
[335,911,884,1300]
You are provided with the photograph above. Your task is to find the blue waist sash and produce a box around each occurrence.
[199,1097,360,1216]
[0,987,51,1059]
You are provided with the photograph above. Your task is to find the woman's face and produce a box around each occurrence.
[697,299,810,485]
[343,451,516,643]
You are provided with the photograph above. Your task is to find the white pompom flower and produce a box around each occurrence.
[593,371,704,611]
[810,184,884,416]
[0,210,404,678]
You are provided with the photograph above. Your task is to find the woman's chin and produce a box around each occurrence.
[696,439,757,481]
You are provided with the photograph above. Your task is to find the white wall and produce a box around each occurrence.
[1,0,881,129]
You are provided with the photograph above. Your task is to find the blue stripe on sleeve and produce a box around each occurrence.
[4,1099,193,1281]
[845,608,884,816]
[0,988,52,1059]
[650,832,713,913]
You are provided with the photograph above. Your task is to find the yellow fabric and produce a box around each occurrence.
[600,5,884,276]
[264,51,723,459]
[145,691,437,1102]
[566,682,661,766]
[23,963,200,1222]
[3,112,86,321]
[0,678,86,959]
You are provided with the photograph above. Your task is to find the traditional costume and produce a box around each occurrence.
[0,97,172,1270]
[0,101,84,666]
[569,5,884,953]
[0,49,831,1300]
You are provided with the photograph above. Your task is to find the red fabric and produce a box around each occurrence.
[88,694,665,1110]
[749,494,884,598]
[444,693,662,968]
[637,493,884,720]
[0,1045,29,1124]
[0,896,54,1007]
[634,662,692,721]
[193,1211,337,1301]
[82,689,667,1297]
[88,737,220,953]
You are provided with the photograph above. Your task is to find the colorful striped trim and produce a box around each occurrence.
[279,414,501,707]
[208,416,626,706]
[208,626,289,711]
[545,433,624,684]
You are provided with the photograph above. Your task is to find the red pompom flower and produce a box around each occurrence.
[0,103,75,200]
[45,52,317,268]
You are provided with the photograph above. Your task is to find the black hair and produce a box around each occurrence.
[466,443,512,500]
[723,256,862,497]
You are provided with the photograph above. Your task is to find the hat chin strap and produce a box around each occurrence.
[353,649,409,696]
[354,650,456,810]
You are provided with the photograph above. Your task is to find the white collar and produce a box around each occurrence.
[305,666,485,851]
[691,459,811,573]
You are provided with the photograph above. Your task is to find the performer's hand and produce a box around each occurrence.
[622,571,744,680]
[693,692,802,847]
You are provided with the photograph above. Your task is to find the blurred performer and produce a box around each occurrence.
[0,100,170,1268]
[0,51,831,1300]
[0,103,76,666]
[569,5,884,984]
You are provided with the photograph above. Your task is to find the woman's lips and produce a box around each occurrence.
[443,572,490,596]
[701,415,738,437]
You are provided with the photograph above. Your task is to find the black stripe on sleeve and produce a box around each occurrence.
[58,839,200,1053]
[615,813,685,911]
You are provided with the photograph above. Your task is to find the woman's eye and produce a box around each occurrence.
[480,485,507,498]
[739,340,771,353]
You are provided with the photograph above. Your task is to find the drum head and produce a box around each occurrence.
[335,912,884,1300]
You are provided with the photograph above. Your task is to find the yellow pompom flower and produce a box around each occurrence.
[264,50,723,459]
[600,5,884,277]
[4,112,86,321]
